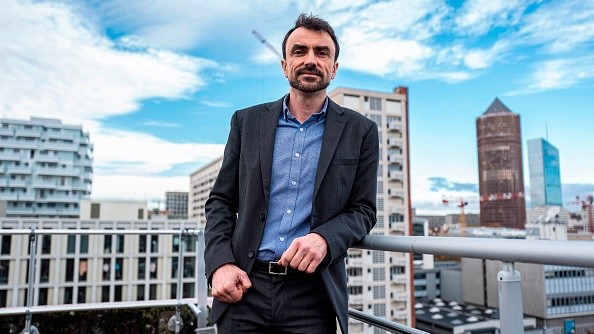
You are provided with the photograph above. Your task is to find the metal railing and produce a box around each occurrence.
[3,229,594,333]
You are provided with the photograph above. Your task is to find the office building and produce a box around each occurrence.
[528,138,562,207]
[0,117,92,218]
[330,86,412,332]
[476,99,526,229]
[165,191,188,219]
[188,156,223,224]
[0,218,202,309]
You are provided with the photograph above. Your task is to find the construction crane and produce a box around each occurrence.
[442,197,470,236]
[252,30,282,59]
[442,191,525,237]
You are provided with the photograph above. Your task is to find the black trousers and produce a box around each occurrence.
[216,266,337,333]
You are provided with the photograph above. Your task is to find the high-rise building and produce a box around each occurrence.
[0,117,93,218]
[476,99,526,229]
[189,156,223,224]
[527,138,562,207]
[165,191,188,219]
[329,86,412,332]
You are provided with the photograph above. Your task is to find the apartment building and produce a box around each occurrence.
[329,86,412,333]
[0,117,92,218]
[188,156,223,223]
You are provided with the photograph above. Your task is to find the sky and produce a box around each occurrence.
[1,0,593,215]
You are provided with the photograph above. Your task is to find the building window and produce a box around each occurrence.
[372,268,385,281]
[79,259,88,282]
[138,258,146,280]
[150,258,158,279]
[90,203,100,219]
[183,283,195,298]
[115,258,123,280]
[149,284,157,300]
[171,257,178,279]
[150,233,159,253]
[38,288,48,306]
[101,286,110,302]
[372,251,385,264]
[0,260,9,284]
[0,233,10,255]
[78,286,86,303]
[40,259,50,283]
[65,259,74,282]
[104,232,112,253]
[184,257,196,278]
[41,235,51,254]
[369,97,382,111]
[103,259,111,281]
[373,286,385,299]
[114,285,122,302]
[64,287,73,304]
[138,209,144,219]
[137,285,145,301]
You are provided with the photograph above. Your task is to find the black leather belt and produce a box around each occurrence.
[253,261,307,276]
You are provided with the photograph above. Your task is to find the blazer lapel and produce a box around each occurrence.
[260,97,284,205]
[313,99,346,199]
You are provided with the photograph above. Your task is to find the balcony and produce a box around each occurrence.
[387,121,403,133]
[388,188,404,199]
[14,129,42,138]
[2,227,594,334]
[0,139,38,149]
[387,137,403,148]
[34,166,80,177]
[388,171,404,183]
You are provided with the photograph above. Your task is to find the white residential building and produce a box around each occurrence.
[189,156,223,224]
[0,117,92,218]
[329,86,412,333]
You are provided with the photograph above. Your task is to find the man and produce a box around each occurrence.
[205,13,378,333]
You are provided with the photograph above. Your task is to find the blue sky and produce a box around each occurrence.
[1,0,593,214]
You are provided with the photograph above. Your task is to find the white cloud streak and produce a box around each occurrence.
[0,0,226,200]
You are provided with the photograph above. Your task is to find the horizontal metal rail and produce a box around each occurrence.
[348,308,428,334]
[0,299,200,316]
[355,235,594,268]
[1,229,202,236]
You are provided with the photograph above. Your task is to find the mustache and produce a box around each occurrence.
[296,66,323,76]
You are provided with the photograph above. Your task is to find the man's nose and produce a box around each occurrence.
[304,51,317,66]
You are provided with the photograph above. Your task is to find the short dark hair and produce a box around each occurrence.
[282,13,340,61]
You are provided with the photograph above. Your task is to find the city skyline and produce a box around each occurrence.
[1,0,593,215]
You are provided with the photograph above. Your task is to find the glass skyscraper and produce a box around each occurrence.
[528,138,562,207]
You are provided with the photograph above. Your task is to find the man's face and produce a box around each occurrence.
[282,27,339,94]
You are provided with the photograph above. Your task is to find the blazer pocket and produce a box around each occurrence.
[331,158,358,166]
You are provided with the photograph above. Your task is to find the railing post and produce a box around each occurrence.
[24,227,38,334]
[174,229,185,333]
[195,229,209,330]
[498,262,524,334]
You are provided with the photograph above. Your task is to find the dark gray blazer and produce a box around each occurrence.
[204,96,378,333]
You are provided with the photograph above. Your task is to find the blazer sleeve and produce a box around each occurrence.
[204,111,240,281]
[312,117,379,266]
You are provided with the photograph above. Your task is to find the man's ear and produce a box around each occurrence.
[281,59,288,78]
[331,61,339,80]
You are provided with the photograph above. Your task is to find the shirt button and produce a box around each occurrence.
[280,237,285,242]
[295,153,300,157]
[291,181,296,186]
[248,251,254,259]
[299,128,304,132]
[287,209,292,214]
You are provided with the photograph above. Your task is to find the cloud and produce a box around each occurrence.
[454,0,538,36]
[507,57,594,95]
[0,0,228,201]
[0,0,218,128]
[201,100,233,108]
[141,120,180,127]
[427,177,478,193]
[517,1,594,54]
[92,128,224,176]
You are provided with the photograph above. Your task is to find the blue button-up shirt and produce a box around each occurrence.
[257,94,328,261]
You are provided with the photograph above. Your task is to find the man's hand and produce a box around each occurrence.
[211,263,252,303]
[278,233,328,273]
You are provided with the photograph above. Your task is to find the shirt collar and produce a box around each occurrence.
[282,94,328,123]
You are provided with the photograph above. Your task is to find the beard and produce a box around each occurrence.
[288,66,330,93]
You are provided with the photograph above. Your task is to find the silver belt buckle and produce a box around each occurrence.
[268,261,288,275]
